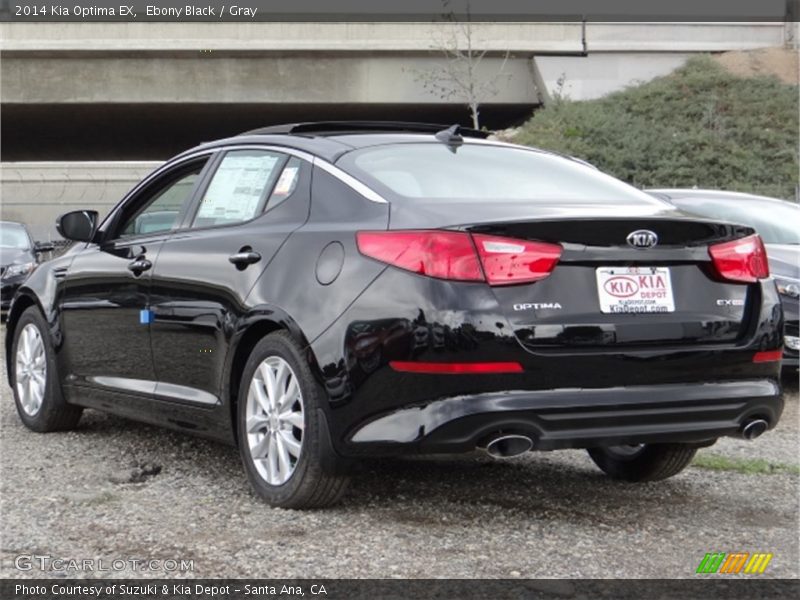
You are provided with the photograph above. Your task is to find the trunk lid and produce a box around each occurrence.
[467,215,757,350]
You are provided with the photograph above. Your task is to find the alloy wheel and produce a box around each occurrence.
[15,323,47,416]
[245,356,305,485]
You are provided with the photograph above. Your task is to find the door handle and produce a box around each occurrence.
[228,251,261,267]
[127,258,152,274]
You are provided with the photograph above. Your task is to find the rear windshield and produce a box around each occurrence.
[338,143,659,204]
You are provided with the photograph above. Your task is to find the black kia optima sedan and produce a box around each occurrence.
[4,123,784,508]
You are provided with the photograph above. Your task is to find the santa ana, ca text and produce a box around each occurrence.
[16,584,328,596]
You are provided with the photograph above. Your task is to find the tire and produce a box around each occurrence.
[587,443,697,482]
[237,331,350,508]
[10,306,83,432]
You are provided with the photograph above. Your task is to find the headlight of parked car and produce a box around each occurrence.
[775,276,800,299]
[2,262,35,280]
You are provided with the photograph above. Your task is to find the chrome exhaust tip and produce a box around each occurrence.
[482,434,534,459]
[741,419,769,441]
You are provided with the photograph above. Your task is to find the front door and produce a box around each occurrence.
[59,157,211,400]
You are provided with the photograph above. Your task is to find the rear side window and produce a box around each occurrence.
[339,143,659,204]
[192,150,286,228]
[265,157,302,210]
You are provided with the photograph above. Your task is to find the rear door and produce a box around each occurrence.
[148,148,312,405]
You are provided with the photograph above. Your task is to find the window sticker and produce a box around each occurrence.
[272,167,299,197]
[197,154,280,222]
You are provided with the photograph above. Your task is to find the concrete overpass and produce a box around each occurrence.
[0,21,792,236]
[1,21,789,159]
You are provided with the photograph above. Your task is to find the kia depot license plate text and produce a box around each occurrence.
[596,267,675,314]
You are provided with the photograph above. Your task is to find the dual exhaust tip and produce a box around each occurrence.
[480,419,769,457]
[741,418,769,441]
[481,434,534,459]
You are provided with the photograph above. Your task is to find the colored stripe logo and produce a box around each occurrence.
[696,552,773,574]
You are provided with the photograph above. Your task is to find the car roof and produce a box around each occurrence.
[241,121,489,139]
[171,121,609,176]
[184,134,353,163]
[174,122,497,164]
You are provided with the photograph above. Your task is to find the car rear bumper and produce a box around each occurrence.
[344,379,782,454]
[311,268,784,456]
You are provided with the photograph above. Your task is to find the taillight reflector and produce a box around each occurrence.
[709,234,769,283]
[389,361,524,374]
[752,350,782,363]
[356,230,562,286]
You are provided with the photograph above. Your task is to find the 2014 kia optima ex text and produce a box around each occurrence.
[4,122,784,508]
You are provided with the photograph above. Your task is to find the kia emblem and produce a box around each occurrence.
[626,230,658,249]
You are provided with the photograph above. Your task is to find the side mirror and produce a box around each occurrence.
[33,241,55,254]
[56,210,98,242]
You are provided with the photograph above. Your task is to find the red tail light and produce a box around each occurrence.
[356,231,483,282]
[356,230,562,285]
[709,234,769,283]
[473,234,562,285]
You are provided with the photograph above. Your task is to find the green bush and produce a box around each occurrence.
[515,56,799,199]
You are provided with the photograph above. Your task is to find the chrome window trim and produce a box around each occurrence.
[106,144,389,224]
[312,158,389,204]
[175,144,389,205]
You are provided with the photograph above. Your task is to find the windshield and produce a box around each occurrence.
[339,143,661,205]
[671,197,800,245]
[0,223,30,249]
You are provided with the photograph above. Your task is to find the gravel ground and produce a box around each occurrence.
[0,328,797,580]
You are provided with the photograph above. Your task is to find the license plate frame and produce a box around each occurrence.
[596,266,675,314]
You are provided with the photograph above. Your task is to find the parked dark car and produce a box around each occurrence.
[649,189,798,369]
[0,221,53,315]
[4,123,784,508]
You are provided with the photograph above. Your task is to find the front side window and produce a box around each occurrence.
[339,143,660,205]
[192,150,288,228]
[119,166,204,237]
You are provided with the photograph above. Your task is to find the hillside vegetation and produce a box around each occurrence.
[515,55,799,199]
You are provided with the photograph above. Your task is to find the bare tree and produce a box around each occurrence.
[414,1,510,129]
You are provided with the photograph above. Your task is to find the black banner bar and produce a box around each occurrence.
[0,0,796,22]
[3,579,800,600]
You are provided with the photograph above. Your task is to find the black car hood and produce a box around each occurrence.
[766,244,800,280]
[0,247,33,267]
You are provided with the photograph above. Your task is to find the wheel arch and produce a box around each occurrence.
[4,290,45,386]
[224,307,322,444]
